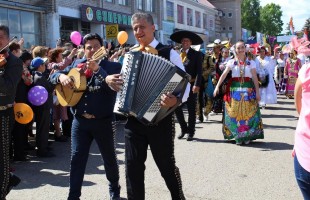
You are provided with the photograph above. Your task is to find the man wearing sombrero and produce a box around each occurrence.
[170,30,203,141]
[200,39,228,121]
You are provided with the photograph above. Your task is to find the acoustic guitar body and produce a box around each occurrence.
[55,68,87,106]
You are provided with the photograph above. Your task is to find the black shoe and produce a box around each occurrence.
[37,151,55,158]
[54,135,68,142]
[6,173,21,195]
[177,132,187,139]
[187,134,194,141]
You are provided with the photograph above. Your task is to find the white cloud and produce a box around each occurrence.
[260,0,309,33]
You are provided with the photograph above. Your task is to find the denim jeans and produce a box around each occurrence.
[294,155,310,200]
[68,116,120,200]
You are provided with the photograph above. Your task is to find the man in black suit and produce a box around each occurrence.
[50,33,122,200]
[0,25,22,200]
[171,31,203,141]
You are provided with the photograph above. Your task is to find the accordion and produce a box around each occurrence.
[114,51,189,125]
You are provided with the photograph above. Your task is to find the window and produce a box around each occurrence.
[187,8,193,26]
[60,17,78,42]
[222,27,226,31]
[228,13,232,18]
[81,21,91,36]
[229,27,233,31]
[222,12,226,17]
[136,0,143,10]
[146,0,155,12]
[0,8,41,49]
[166,1,174,22]
[118,0,128,6]
[177,5,184,24]
[203,13,207,29]
[0,8,8,26]
[105,0,113,2]
[195,11,201,28]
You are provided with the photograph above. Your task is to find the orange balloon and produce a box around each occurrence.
[14,103,34,124]
[117,31,128,45]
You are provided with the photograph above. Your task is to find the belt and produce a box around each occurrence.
[0,104,13,111]
[81,113,96,119]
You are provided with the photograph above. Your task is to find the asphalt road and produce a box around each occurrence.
[7,95,302,200]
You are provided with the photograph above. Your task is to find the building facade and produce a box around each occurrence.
[209,0,241,43]
[0,0,236,48]
[161,0,217,47]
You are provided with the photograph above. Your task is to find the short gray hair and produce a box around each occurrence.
[131,13,154,25]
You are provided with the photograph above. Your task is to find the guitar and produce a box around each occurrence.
[55,46,107,106]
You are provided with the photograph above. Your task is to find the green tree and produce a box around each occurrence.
[260,3,283,35]
[303,18,310,39]
[241,0,261,35]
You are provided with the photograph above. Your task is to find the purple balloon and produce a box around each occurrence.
[28,86,48,106]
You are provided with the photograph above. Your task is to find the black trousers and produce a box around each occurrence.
[11,121,28,158]
[33,104,50,154]
[196,83,205,121]
[0,108,14,200]
[175,85,197,135]
[124,116,185,200]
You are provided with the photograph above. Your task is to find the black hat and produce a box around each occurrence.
[170,30,203,45]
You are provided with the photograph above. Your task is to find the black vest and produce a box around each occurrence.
[155,43,171,61]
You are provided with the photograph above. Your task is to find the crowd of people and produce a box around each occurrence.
[0,11,309,200]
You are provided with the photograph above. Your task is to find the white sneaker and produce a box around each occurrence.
[204,115,208,122]
[196,119,201,124]
[244,140,250,145]
[236,141,242,145]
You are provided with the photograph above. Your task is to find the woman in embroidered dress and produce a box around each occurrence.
[255,46,277,108]
[284,49,302,99]
[213,40,264,145]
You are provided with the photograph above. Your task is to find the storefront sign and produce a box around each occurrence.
[81,5,131,26]
[106,24,118,39]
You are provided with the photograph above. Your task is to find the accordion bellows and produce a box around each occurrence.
[114,51,189,125]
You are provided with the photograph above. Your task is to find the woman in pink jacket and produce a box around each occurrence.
[294,62,310,199]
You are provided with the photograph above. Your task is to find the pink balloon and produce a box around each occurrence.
[70,31,82,46]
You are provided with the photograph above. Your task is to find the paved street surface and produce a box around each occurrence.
[7,95,302,200]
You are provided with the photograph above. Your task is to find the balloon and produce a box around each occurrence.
[70,31,82,46]
[117,31,128,45]
[28,86,48,106]
[14,103,34,124]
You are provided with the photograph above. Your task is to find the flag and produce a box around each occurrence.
[289,17,294,35]
[304,29,309,41]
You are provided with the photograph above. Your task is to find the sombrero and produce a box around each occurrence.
[170,30,203,45]
[206,39,228,48]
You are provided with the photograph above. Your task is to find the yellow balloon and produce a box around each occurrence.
[14,103,34,124]
[117,31,128,45]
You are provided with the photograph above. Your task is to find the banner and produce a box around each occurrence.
[242,28,248,41]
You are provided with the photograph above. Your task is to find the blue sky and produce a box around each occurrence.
[260,0,309,33]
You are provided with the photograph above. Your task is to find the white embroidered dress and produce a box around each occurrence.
[255,56,277,106]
